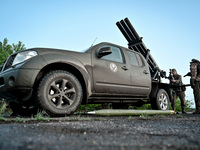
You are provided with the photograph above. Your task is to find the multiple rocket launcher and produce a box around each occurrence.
[116,18,166,81]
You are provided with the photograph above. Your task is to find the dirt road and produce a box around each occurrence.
[0,114,200,150]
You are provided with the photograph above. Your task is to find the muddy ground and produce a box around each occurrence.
[0,113,200,150]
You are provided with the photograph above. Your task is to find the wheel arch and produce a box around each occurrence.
[33,62,91,104]
[150,82,172,102]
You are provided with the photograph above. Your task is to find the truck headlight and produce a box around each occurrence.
[12,51,38,66]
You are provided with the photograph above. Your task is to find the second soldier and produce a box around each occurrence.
[171,69,186,113]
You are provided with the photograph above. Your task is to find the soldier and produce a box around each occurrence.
[171,69,186,113]
[184,59,200,114]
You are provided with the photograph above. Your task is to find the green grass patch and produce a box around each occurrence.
[139,114,149,119]
[0,116,7,121]
[33,111,50,121]
[15,117,24,123]
[0,100,7,115]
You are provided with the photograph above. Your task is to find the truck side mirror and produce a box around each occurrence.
[96,47,112,58]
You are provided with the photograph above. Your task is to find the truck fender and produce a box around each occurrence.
[38,54,93,101]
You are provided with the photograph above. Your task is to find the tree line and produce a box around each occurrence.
[0,38,26,65]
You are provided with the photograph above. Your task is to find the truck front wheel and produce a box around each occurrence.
[151,89,170,110]
[37,70,82,117]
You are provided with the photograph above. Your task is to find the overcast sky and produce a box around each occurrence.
[1,0,200,102]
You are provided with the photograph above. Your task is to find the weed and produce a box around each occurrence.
[140,114,149,119]
[34,111,50,121]
[0,100,7,115]
[128,116,133,120]
[0,116,7,121]
[177,115,183,118]
[15,117,23,123]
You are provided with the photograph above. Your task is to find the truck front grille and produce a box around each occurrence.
[0,77,4,86]
[2,54,17,71]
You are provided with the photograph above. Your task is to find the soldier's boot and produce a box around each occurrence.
[171,105,176,113]
[172,108,176,114]
[193,107,200,114]
[182,108,186,114]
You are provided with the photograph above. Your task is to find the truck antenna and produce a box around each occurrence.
[91,37,98,47]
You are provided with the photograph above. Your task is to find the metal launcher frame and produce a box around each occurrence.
[116,18,165,82]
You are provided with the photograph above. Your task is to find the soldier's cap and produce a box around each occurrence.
[191,59,199,63]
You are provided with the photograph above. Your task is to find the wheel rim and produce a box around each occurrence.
[48,79,76,109]
[158,93,168,110]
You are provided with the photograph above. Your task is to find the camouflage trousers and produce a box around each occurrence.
[193,81,200,110]
[171,91,186,112]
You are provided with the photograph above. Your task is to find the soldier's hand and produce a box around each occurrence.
[171,79,176,83]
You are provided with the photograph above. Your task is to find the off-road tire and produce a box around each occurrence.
[37,70,82,117]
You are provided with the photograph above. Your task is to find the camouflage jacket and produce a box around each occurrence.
[172,74,183,92]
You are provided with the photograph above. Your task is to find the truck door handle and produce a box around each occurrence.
[143,70,149,74]
[121,66,129,71]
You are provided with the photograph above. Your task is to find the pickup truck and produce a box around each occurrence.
[0,18,171,116]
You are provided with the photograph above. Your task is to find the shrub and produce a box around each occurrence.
[0,100,7,116]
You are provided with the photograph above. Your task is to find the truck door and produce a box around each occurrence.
[125,50,151,96]
[92,45,131,95]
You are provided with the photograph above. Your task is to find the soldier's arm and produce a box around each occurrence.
[174,75,182,84]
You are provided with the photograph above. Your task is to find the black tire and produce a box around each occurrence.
[151,89,170,110]
[37,70,82,117]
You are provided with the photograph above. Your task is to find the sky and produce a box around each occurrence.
[0,0,200,103]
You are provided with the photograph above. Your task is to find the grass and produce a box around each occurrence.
[0,97,196,123]
[0,100,8,121]
[0,100,7,115]
[139,114,149,119]
[0,116,7,121]
[177,115,183,118]
[77,104,106,112]
[15,117,24,123]
[33,111,50,122]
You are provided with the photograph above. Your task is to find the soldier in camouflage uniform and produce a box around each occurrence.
[184,59,200,114]
[171,69,186,113]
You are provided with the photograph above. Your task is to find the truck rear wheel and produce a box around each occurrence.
[151,89,170,110]
[37,70,82,117]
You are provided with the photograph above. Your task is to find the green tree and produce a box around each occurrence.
[0,38,26,65]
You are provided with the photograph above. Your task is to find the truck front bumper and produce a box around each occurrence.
[0,68,40,101]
